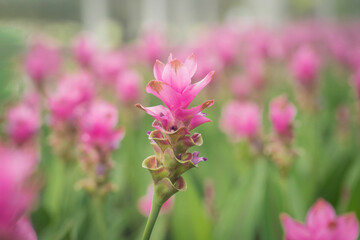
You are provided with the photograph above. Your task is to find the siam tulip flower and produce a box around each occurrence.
[291,46,320,87]
[73,35,96,68]
[0,146,38,240]
[93,52,126,84]
[281,198,359,240]
[245,57,266,90]
[49,71,95,123]
[269,95,297,139]
[116,69,142,104]
[138,30,167,66]
[138,185,174,217]
[137,54,215,132]
[5,103,40,145]
[24,41,61,84]
[230,74,253,100]
[220,101,261,141]
[137,53,214,240]
[80,100,125,151]
[77,100,125,195]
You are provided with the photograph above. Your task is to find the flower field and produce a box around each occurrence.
[0,21,360,240]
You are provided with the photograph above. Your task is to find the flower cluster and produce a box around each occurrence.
[137,54,214,203]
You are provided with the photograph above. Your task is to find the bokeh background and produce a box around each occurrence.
[1,0,360,240]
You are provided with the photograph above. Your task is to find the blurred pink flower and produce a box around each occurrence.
[281,198,359,240]
[230,75,253,99]
[246,57,266,89]
[49,71,94,123]
[137,54,214,132]
[116,69,142,103]
[138,30,167,65]
[24,41,61,83]
[6,103,40,145]
[73,35,96,68]
[269,95,297,138]
[220,101,261,141]
[0,146,37,240]
[93,52,126,84]
[80,101,125,150]
[138,185,174,217]
[291,46,320,86]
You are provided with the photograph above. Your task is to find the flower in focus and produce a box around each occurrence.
[220,101,261,141]
[269,95,297,139]
[137,53,214,132]
[5,103,40,145]
[73,35,96,68]
[80,100,125,151]
[116,69,142,104]
[137,53,214,205]
[24,41,61,83]
[281,198,359,240]
[0,146,38,240]
[138,185,174,216]
[291,46,320,87]
[49,71,95,124]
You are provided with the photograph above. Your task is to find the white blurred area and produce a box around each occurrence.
[0,0,358,44]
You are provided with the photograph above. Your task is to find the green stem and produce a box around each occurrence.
[91,196,108,239]
[142,193,163,240]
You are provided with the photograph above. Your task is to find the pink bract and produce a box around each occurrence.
[24,41,61,83]
[80,100,125,150]
[137,54,215,132]
[220,101,262,141]
[281,198,359,240]
[6,103,40,145]
[269,95,297,137]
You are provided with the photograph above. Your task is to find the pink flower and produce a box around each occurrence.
[230,74,253,99]
[137,54,215,132]
[138,30,167,66]
[80,101,125,150]
[73,35,96,68]
[220,101,261,141]
[49,72,94,123]
[93,52,126,84]
[291,46,320,86]
[138,185,174,217]
[269,95,297,138]
[116,69,142,103]
[0,146,38,240]
[24,41,61,83]
[6,103,40,145]
[281,198,359,240]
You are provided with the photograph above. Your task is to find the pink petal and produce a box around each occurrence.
[153,60,165,81]
[281,214,311,240]
[188,114,211,130]
[183,71,215,108]
[335,213,359,240]
[162,59,191,92]
[184,53,197,78]
[306,199,336,231]
[146,80,183,110]
[14,218,37,240]
[136,104,174,129]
